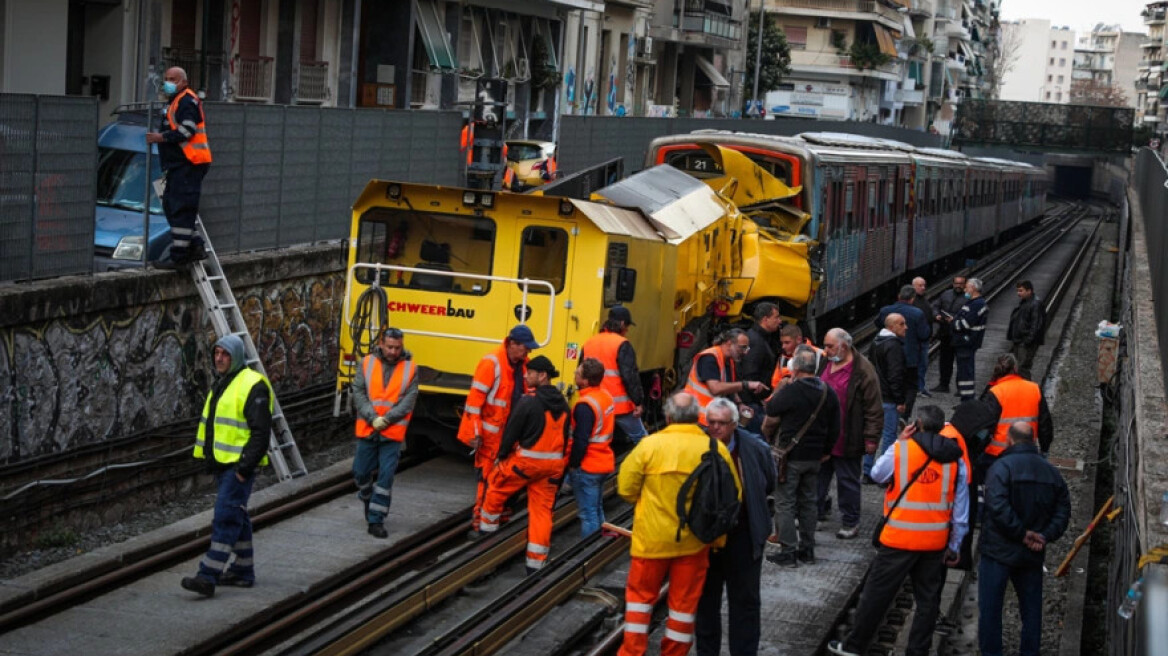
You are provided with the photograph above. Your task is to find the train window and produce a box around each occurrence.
[603,242,631,306]
[517,226,569,294]
[355,208,496,294]
[887,180,895,224]
[904,180,911,215]
[868,181,877,230]
[844,182,855,234]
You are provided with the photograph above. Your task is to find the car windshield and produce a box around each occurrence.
[96,147,163,214]
[507,144,546,162]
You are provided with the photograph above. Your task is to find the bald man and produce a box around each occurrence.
[146,66,212,269]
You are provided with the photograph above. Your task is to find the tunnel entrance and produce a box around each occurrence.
[1053,165,1093,199]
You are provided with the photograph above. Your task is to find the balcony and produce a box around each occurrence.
[771,0,903,28]
[161,48,226,90]
[296,61,330,103]
[1140,58,1164,70]
[679,10,742,41]
[895,88,926,104]
[233,55,274,102]
[1145,8,1166,24]
[1142,39,1164,49]
[908,0,933,16]
[789,50,902,80]
[946,20,971,39]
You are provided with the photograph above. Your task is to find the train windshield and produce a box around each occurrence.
[661,147,794,188]
[354,208,496,294]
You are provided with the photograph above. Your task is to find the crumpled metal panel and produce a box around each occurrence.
[596,165,726,244]
[568,200,662,241]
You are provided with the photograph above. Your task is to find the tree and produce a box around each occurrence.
[1069,79,1131,107]
[745,13,792,100]
[985,22,1024,99]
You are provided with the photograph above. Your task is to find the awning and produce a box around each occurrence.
[415,0,457,70]
[1160,85,1168,100]
[958,40,975,61]
[873,25,898,57]
[903,15,916,39]
[695,56,730,88]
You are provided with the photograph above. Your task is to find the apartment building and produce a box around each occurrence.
[998,19,1075,104]
[1138,1,1166,134]
[1072,24,1144,109]
[641,0,747,117]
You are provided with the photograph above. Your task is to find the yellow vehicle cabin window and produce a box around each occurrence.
[517,226,569,294]
[604,242,631,306]
[355,208,495,294]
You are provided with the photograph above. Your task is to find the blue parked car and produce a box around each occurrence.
[94,108,172,271]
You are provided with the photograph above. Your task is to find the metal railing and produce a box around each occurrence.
[772,0,901,23]
[297,61,330,103]
[342,263,557,347]
[233,55,274,101]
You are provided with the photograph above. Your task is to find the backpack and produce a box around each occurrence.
[675,437,741,543]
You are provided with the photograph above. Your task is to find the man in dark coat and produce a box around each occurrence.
[865,313,907,480]
[875,285,930,414]
[762,348,840,567]
[1006,280,1045,380]
[738,302,782,431]
[931,275,968,394]
[948,278,988,401]
[695,397,777,656]
[978,422,1071,656]
[910,277,934,396]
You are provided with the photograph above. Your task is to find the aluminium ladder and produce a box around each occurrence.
[187,218,308,481]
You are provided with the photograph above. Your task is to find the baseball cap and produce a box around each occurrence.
[608,305,635,326]
[526,355,560,378]
[508,324,540,349]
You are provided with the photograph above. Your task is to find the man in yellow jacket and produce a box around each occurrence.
[616,392,741,656]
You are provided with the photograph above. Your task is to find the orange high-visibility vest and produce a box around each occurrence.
[575,386,616,474]
[354,356,416,442]
[460,124,474,166]
[581,331,636,414]
[457,344,525,445]
[513,410,568,462]
[984,374,1041,457]
[684,346,735,424]
[940,423,973,483]
[880,438,958,551]
[167,88,211,165]
[771,339,823,388]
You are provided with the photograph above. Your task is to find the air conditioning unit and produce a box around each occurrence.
[816,17,832,29]
[640,36,654,57]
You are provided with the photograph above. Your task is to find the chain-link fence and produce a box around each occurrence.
[557,115,944,175]
[199,103,463,253]
[953,100,1135,154]
[0,95,98,282]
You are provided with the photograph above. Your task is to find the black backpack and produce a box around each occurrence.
[675,437,741,543]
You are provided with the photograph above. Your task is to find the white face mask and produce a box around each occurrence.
[827,355,842,363]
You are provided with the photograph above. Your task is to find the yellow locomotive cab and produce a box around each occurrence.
[337,145,821,452]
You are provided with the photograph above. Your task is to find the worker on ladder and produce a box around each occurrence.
[146,66,211,269]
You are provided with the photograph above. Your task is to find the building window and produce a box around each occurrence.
[1059,58,1066,66]
[1046,91,1052,99]
[784,26,808,50]
[1055,92,1062,101]
[1057,75,1064,83]
[1051,40,1057,48]
[517,226,570,294]
[1047,74,1053,82]
[1061,41,1068,49]
[1049,57,1055,65]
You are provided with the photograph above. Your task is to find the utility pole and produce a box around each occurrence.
[751,0,766,113]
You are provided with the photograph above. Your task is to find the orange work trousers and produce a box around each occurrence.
[618,549,710,656]
[470,439,500,530]
[479,456,562,570]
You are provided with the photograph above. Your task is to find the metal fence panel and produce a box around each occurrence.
[379,110,413,183]
[315,109,355,242]
[202,102,246,252]
[557,115,944,175]
[239,105,284,251]
[1135,148,1168,393]
[279,106,321,247]
[349,110,384,210]
[32,97,97,278]
[0,95,37,281]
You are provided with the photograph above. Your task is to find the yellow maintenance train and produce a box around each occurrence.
[335,145,819,452]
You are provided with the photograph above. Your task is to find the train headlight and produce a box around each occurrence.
[387,183,402,200]
[463,191,478,206]
[479,192,495,209]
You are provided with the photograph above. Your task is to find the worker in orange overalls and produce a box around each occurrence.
[683,328,766,425]
[580,305,646,444]
[567,358,615,537]
[616,392,740,656]
[472,356,570,574]
[457,325,540,533]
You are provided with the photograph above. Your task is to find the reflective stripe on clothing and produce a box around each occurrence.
[166,88,211,164]
[581,331,637,413]
[457,344,525,447]
[683,347,735,425]
[194,368,272,467]
[879,438,957,551]
[617,550,710,656]
[355,355,415,441]
[576,387,616,474]
[985,374,1042,457]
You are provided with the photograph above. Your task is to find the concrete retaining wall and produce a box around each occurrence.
[0,245,346,464]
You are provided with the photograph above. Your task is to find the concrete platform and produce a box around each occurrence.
[0,456,475,656]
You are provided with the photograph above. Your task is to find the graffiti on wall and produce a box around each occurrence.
[0,273,344,463]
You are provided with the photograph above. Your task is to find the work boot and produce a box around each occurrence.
[218,571,255,588]
[188,240,208,261]
[836,525,860,540]
[181,575,216,597]
[368,523,388,539]
[466,528,485,541]
[797,546,816,565]
[766,551,799,568]
[930,384,949,394]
